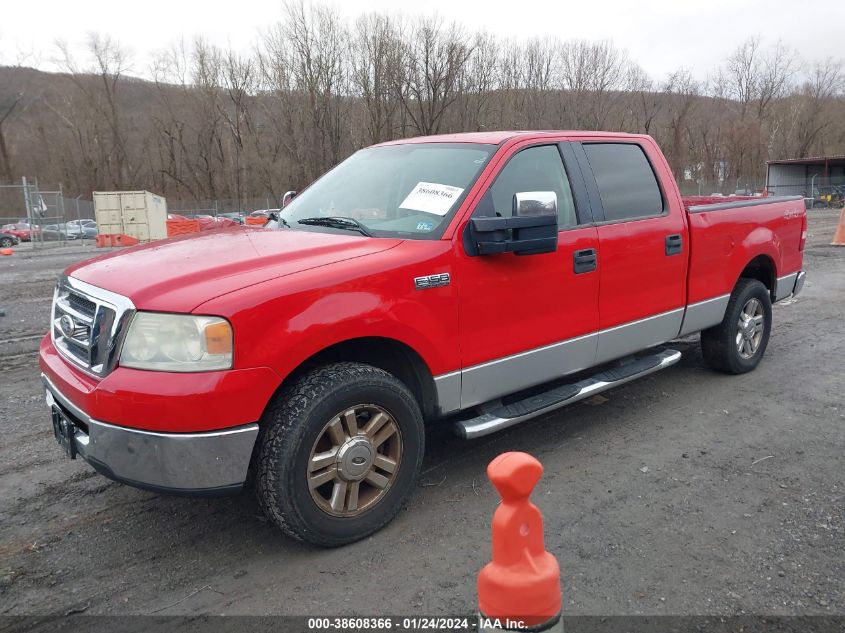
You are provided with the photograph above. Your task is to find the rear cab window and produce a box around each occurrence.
[582,143,664,222]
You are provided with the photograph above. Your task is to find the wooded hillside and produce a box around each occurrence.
[0,2,843,204]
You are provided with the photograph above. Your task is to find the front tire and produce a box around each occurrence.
[0,237,12,248]
[701,278,772,374]
[255,362,424,547]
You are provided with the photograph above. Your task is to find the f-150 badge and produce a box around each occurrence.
[414,273,450,290]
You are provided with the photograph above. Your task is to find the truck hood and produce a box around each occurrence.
[67,228,402,312]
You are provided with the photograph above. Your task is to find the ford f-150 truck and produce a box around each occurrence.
[40,131,807,546]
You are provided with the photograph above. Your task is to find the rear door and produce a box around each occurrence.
[455,141,600,409]
[574,139,688,364]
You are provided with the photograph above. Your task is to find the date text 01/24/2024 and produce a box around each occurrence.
[306,616,483,630]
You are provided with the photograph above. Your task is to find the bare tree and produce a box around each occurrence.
[792,58,844,157]
[663,69,699,178]
[49,34,135,192]
[2,5,845,203]
[558,40,629,129]
[627,64,661,134]
[0,92,22,181]
[395,16,474,135]
[725,37,796,119]
[351,13,402,145]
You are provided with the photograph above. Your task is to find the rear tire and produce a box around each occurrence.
[255,362,424,547]
[0,237,12,248]
[701,278,772,374]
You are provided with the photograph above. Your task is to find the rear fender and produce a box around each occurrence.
[734,227,781,290]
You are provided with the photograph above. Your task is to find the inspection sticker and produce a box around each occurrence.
[399,182,464,216]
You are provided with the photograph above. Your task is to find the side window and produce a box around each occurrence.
[488,145,579,229]
[582,143,664,222]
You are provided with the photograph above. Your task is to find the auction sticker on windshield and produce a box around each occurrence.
[399,182,464,216]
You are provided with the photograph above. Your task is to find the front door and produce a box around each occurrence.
[455,142,600,409]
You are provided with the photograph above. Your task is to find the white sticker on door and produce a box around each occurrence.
[399,182,464,216]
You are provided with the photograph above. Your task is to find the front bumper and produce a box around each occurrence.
[43,373,258,496]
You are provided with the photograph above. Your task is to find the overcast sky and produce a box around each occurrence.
[1,0,843,80]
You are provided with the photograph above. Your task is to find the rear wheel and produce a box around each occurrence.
[0,237,12,248]
[255,362,424,547]
[701,278,772,374]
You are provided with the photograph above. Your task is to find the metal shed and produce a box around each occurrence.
[766,156,845,205]
[93,190,168,242]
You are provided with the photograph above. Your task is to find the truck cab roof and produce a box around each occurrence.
[375,130,650,146]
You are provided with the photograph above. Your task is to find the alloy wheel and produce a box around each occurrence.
[736,297,765,359]
[307,404,402,517]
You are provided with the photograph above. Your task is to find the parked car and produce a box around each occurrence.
[0,231,20,248]
[194,214,239,229]
[41,131,806,547]
[2,222,40,242]
[218,212,245,224]
[66,219,98,234]
[169,213,238,231]
[64,221,98,239]
[40,222,98,241]
[40,225,64,241]
[249,208,280,218]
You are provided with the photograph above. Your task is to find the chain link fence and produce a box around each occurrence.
[167,197,283,217]
[0,181,284,254]
[0,178,98,250]
[766,177,845,208]
[9,171,831,255]
[676,179,765,197]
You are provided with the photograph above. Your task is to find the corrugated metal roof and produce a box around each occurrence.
[767,155,845,165]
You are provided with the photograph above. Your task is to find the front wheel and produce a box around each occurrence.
[255,362,424,547]
[0,237,12,248]
[701,278,772,374]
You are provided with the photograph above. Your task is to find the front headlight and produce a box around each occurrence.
[120,312,233,372]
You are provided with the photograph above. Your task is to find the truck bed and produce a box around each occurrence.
[682,195,806,305]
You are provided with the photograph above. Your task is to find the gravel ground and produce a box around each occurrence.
[0,213,842,618]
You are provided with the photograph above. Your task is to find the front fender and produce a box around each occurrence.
[196,239,460,386]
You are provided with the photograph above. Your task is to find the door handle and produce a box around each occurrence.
[665,234,683,256]
[573,248,597,274]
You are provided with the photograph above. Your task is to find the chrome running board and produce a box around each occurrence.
[454,349,681,439]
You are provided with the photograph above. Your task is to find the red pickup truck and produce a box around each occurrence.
[40,131,806,546]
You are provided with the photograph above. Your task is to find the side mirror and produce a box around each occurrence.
[514,191,557,217]
[468,191,558,256]
[282,191,297,208]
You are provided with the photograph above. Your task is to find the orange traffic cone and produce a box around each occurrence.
[832,208,845,246]
[477,452,562,632]
[0,248,13,256]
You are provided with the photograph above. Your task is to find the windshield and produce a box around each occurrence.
[281,143,495,239]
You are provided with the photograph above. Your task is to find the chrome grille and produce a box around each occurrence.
[66,293,96,319]
[51,277,135,377]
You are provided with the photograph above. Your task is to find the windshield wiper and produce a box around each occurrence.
[267,211,290,228]
[297,216,372,237]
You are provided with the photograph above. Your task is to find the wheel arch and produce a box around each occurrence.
[737,254,776,298]
[272,336,440,422]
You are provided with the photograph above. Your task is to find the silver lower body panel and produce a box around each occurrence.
[775,272,799,302]
[456,349,682,439]
[460,332,598,410]
[791,270,806,298]
[678,295,730,337]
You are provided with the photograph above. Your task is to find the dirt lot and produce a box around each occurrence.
[1,214,842,619]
